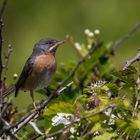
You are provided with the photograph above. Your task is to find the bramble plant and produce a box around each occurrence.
[0,0,140,140]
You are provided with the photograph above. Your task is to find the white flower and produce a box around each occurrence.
[94,29,100,35]
[70,127,75,134]
[8,44,12,47]
[74,42,82,51]
[87,44,92,49]
[104,108,112,116]
[84,29,90,35]
[88,32,94,37]
[91,80,106,87]
[13,73,18,79]
[52,113,74,126]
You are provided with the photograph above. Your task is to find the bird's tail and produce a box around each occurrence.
[3,85,16,98]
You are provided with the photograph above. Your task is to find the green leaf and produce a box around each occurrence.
[115,118,140,138]
[122,66,137,75]
[47,124,64,134]
[92,132,117,140]
[44,102,75,117]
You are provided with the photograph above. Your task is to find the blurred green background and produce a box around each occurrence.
[1,0,140,108]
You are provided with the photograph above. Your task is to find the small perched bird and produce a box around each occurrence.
[15,38,65,107]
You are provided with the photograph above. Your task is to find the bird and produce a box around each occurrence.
[15,38,65,108]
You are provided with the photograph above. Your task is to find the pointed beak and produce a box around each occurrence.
[49,40,66,52]
[56,40,66,46]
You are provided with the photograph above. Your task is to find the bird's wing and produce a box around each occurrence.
[15,57,34,97]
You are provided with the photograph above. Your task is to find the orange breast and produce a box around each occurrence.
[33,53,56,74]
[23,53,56,90]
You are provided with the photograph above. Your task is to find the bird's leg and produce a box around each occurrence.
[30,90,36,109]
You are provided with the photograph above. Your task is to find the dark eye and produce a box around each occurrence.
[47,41,53,44]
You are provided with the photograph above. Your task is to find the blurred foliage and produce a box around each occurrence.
[1,1,140,139]
[2,28,140,139]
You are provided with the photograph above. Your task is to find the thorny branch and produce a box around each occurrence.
[0,81,73,136]
[0,0,8,110]
[123,50,140,70]
[0,46,12,105]
[0,97,19,139]
[3,45,12,84]
[111,22,140,52]
[3,85,15,98]
[0,0,8,79]
[1,97,12,116]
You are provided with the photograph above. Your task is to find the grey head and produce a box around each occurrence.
[32,38,65,56]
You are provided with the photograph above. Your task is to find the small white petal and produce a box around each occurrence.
[87,44,92,49]
[84,29,90,35]
[94,29,100,35]
[70,127,75,134]
[88,32,94,37]
[74,42,82,51]
[13,73,18,77]
[52,113,74,126]
[13,73,18,79]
